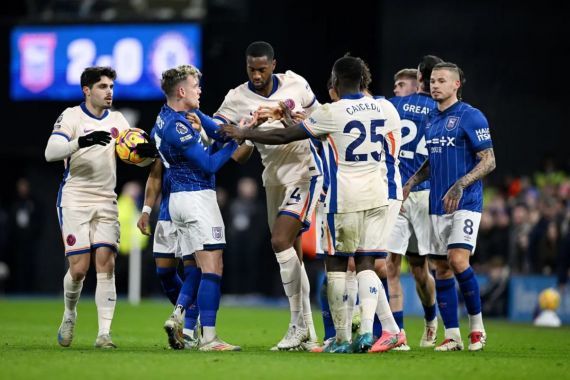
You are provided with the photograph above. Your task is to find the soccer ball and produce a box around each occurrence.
[115,128,154,167]
[538,288,561,311]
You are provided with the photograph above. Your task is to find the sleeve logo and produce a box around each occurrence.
[176,122,188,134]
[475,128,491,141]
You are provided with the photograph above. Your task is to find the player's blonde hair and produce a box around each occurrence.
[160,64,202,97]
[394,68,418,81]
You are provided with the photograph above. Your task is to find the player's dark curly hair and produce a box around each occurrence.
[80,66,116,89]
[433,62,467,100]
[246,41,274,61]
[418,55,443,93]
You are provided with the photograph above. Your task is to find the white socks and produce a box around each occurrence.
[327,271,349,342]
[346,270,358,331]
[468,312,485,333]
[95,272,116,336]
[375,275,400,334]
[275,247,303,327]
[300,263,315,337]
[63,270,83,317]
[356,270,380,335]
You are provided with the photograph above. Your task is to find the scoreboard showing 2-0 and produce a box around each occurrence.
[10,23,201,101]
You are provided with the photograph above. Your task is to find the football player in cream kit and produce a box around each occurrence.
[214,41,323,350]
[221,56,404,354]
[45,66,131,349]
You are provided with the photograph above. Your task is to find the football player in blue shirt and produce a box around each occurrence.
[153,64,240,351]
[386,55,443,350]
[404,62,495,351]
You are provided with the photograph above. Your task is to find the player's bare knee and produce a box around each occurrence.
[374,258,387,278]
[354,255,375,273]
[386,255,401,278]
[326,255,348,272]
[434,259,453,279]
[447,254,469,274]
[271,235,293,253]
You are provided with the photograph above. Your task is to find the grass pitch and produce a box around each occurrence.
[1,299,569,380]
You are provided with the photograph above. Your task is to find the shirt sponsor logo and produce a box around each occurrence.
[445,116,460,131]
[475,128,491,141]
[176,122,188,134]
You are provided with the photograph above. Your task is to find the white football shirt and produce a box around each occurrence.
[301,93,400,213]
[214,71,320,186]
[49,104,130,206]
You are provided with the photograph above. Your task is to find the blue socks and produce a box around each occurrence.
[436,278,459,328]
[198,273,222,327]
[176,265,202,309]
[319,275,336,340]
[156,267,182,305]
[182,265,202,330]
[455,267,481,315]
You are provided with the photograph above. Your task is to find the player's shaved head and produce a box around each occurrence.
[246,41,274,61]
[161,64,202,97]
[332,56,363,90]
[80,66,116,89]
[432,62,466,99]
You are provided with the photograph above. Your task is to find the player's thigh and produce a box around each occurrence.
[326,211,362,256]
[409,190,432,255]
[91,203,120,253]
[273,176,323,233]
[356,205,389,259]
[448,210,482,254]
[59,206,95,256]
[265,184,287,232]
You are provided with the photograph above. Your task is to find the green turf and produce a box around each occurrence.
[1,299,569,380]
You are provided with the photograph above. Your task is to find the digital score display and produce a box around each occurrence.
[11,23,201,100]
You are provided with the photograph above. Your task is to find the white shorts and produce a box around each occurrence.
[57,204,119,256]
[315,200,326,256]
[386,190,431,256]
[378,199,402,256]
[169,190,226,254]
[429,210,482,256]
[325,205,388,257]
[265,175,323,232]
[152,220,193,259]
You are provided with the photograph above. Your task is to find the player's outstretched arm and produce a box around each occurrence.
[193,109,232,143]
[183,139,238,174]
[137,159,163,236]
[220,123,307,145]
[45,131,111,162]
[443,147,496,214]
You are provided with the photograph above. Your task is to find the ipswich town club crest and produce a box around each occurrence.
[212,227,223,240]
[445,116,460,131]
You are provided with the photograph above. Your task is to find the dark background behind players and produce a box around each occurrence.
[0,0,568,301]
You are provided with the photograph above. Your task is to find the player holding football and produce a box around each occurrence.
[153,64,240,351]
[213,41,322,350]
[404,62,495,351]
[45,66,130,348]
[386,55,443,350]
[221,56,405,353]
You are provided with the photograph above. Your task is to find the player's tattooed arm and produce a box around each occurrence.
[443,148,496,213]
[403,159,430,201]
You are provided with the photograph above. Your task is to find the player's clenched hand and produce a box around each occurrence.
[135,142,159,158]
[186,112,202,132]
[443,182,464,214]
[256,105,282,122]
[137,213,151,236]
[78,130,111,148]
[220,124,246,141]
